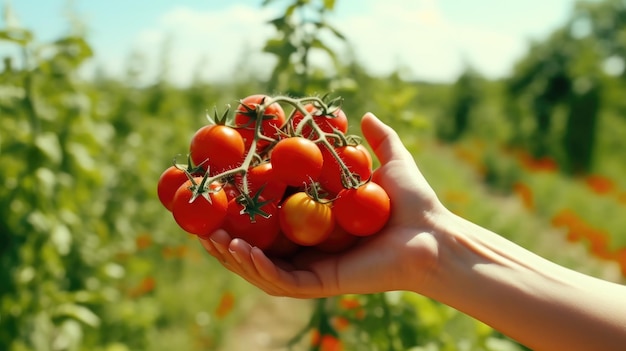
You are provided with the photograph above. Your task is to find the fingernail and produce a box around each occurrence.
[210,238,226,254]
[250,247,261,265]
[202,242,215,254]
[229,248,242,264]
[197,232,210,240]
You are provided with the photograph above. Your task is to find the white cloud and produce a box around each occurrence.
[131,5,278,85]
[87,1,562,86]
[332,0,524,82]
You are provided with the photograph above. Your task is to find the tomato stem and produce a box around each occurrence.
[269,95,364,191]
[189,95,364,200]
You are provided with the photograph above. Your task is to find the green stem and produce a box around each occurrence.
[378,293,398,351]
[201,95,362,196]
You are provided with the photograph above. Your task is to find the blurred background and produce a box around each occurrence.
[1,0,625,350]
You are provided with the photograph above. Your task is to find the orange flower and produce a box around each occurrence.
[517,151,558,172]
[128,276,156,298]
[161,245,189,259]
[331,316,350,331]
[585,174,615,195]
[338,297,361,310]
[551,208,579,228]
[215,291,235,319]
[135,233,152,250]
[513,182,534,210]
[531,157,558,172]
[616,248,626,278]
[586,229,613,260]
[320,334,342,351]
[310,329,321,346]
[566,228,583,243]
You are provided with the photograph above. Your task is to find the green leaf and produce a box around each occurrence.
[51,224,72,256]
[285,3,298,17]
[324,22,346,41]
[267,16,290,31]
[0,28,33,45]
[263,38,297,59]
[35,132,62,165]
[54,303,101,328]
[323,0,336,10]
[54,36,94,64]
[52,320,83,351]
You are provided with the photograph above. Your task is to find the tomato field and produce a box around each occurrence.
[2,0,626,350]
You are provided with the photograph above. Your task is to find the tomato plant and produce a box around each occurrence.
[189,124,245,175]
[164,94,391,248]
[333,181,391,236]
[318,145,373,195]
[221,181,241,201]
[270,137,324,187]
[171,177,229,236]
[157,165,191,211]
[235,162,287,202]
[235,94,286,152]
[291,103,348,139]
[222,196,280,250]
[279,192,335,246]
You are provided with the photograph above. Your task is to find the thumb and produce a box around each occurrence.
[360,112,410,165]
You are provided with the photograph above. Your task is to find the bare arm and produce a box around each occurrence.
[429,210,626,351]
[200,112,626,351]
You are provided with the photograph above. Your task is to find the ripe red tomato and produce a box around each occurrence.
[222,197,280,250]
[278,192,334,246]
[318,145,372,195]
[356,144,374,170]
[189,124,245,176]
[270,137,323,187]
[171,178,228,236]
[235,94,285,151]
[236,162,287,202]
[290,104,348,139]
[315,225,359,253]
[221,182,240,201]
[234,127,259,153]
[333,181,390,236]
[157,165,190,212]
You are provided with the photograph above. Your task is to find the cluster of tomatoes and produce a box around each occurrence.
[157,94,390,257]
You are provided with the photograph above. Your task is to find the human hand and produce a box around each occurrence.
[199,112,446,298]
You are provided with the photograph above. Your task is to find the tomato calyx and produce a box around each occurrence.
[206,104,232,126]
[304,181,332,204]
[234,186,274,223]
[236,95,283,124]
[178,167,225,205]
[161,93,391,248]
[172,153,205,176]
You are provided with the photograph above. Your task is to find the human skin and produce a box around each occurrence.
[199,112,626,351]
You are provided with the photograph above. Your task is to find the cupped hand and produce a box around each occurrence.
[199,112,445,298]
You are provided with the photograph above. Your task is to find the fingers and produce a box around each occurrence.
[360,112,412,165]
[198,230,326,298]
[198,230,241,272]
[199,231,276,291]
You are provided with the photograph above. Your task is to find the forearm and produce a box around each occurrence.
[421,210,626,351]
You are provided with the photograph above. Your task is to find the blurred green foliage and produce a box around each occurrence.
[1,0,626,350]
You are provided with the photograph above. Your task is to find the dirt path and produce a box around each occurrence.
[220,294,313,351]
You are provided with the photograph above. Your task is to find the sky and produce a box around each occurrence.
[1,0,577,86]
